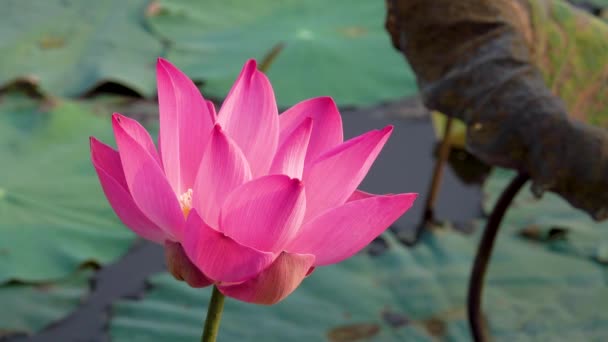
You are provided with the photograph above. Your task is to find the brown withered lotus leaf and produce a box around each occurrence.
[386,0,608,220]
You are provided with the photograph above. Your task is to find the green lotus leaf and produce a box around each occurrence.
[147,0,418,107]
[0,0,162,97]
[0,94,134,283]
[484,168,608,265]
[110,229,608,341]
[0,271,91,338]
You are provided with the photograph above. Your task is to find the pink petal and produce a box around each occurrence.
[269,117,313,179]
[279,97,343,165]
[157,58,215,194]
[90,137,128,188]
[90,137,166,243]
[165,241,213,288]
[220,175,306,253]
[217,59,279,177]
[302,126,393,222]
[347,190,375,202]
[218,252,315,305]
[113,113,161,166]
[192,125,252,228]
[288,193,417,266]
[182,211,276,283]
[113,114,185,240]
[206,100,218,120]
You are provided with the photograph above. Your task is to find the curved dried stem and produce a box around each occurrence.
[467,172,529,342]
[422,115,453,224]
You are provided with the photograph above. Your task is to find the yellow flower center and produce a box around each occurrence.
[178,188,193,218]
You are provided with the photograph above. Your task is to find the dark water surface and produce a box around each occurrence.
[8,99,482,342]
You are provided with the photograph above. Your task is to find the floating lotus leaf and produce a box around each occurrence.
[0,94,134,283]
[147,0,418,106]
[484,168,608,265]
[110,229,608,341]
[0,0,162,97]
[0,271,91,338]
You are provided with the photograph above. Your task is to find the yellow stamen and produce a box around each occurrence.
[179,188,193,218]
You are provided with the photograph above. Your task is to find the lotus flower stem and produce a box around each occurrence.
[467,172,529,342]
[422,116,453,224]
[202,286,226,342]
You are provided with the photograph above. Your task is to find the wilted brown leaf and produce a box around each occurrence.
[386,0,608,220]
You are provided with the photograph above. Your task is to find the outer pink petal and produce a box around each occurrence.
[302,126,393,222]
[217,59,279,177]
[347,190,375,202]
[112,113,161,166]
[90,137,166,243]
[287,193,417,266]
[112,114,185,240]
[182,211,276,283]
[165,241,213,288]
[157,58,215,194]
[90,137,128,188]
[192,125,252,228]
[279,97,343,165]
[218,252,315,305]
[205,100,217,120]
[220,175,306,253]
[269,117,313,179]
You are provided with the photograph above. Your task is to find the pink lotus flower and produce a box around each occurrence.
[90,58,417,305]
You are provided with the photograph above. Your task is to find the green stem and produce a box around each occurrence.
[201,286,225,342]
